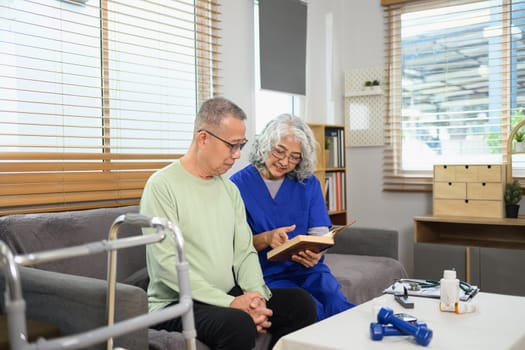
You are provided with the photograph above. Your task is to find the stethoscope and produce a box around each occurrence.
[391,278,476,293]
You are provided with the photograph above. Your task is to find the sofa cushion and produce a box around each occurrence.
[0,206,143,281]
[124,267,150,292]
[324,253,407,305]
[329,226,399,259]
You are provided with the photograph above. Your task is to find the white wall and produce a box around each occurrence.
[221,0,432,275]
[221,0,256,174]
[304,0,345,125]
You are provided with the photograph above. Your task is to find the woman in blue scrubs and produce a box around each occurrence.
[230,114,354,321]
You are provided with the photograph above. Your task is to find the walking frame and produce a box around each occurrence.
[0,213,196,350]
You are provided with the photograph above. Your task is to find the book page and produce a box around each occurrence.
[322,219,357,237]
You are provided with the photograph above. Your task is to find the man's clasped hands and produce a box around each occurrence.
[231,292,273,333]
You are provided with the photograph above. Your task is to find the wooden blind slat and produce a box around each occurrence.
[0,152,181,160]
[381,0,421,6]
[1,189,143,208]
[0,171,155,184]
[0,180,147,196]
[1,201,139,216]
[2,161,172,172]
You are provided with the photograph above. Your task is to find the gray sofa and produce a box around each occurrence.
[0,206,406,349]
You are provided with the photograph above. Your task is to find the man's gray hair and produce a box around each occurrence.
[249,114,317,181]
[194,97,247,132]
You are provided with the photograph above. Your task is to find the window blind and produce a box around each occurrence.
[0,0,221,215]
[383,0,525,191]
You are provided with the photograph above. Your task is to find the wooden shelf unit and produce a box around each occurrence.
[308,123,347,225]
[414,215,525,250]
[414,215,525,285]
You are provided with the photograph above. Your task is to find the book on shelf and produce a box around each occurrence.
[324,128,345,168]
[267,221,356,262]
[324,172,345,212]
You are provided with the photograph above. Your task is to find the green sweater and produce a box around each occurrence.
[140,160,271,312]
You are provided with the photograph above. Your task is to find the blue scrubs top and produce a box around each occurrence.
[231,165,353,320]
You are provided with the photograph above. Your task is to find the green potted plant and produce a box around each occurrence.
[504,179,522,218]
[515,130,525,152]
[371,79,381,92]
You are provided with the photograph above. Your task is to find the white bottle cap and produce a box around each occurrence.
[443,269,457,279]
[455,302,477,314]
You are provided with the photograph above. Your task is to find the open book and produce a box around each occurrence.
[267,221,356,262]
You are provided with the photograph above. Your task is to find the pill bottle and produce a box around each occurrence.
[439,269,459,312]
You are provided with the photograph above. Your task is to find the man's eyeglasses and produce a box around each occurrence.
[271,147,302,164]
[199,129,248,153]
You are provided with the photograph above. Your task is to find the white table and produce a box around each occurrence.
[273,292,525,350]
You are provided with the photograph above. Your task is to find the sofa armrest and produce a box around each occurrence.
[327,226,399,259]
[0,266,148,350]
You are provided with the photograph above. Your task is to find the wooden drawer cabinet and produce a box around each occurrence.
[433,164,505,218]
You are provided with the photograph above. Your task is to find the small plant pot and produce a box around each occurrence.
[505,204,520,218]
[516,142,524,152]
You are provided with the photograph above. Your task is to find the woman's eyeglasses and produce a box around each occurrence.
[271,147,302,164]
[199,129,248,154]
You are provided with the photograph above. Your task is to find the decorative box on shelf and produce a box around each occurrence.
[433,164,506,218]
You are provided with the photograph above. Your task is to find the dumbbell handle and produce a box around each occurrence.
[370,322,427,341]
[377,307,433,346]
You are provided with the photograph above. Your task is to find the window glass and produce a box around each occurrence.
[1,0,200,155]
[1,1,102,152]
[107,0,196,154]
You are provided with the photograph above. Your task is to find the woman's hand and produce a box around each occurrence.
[253,224,296,251]
[291,249,323,268]
[266,224,296,248]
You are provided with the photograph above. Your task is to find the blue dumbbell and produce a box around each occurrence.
[370,321,428,341]
[377,307,433,346]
